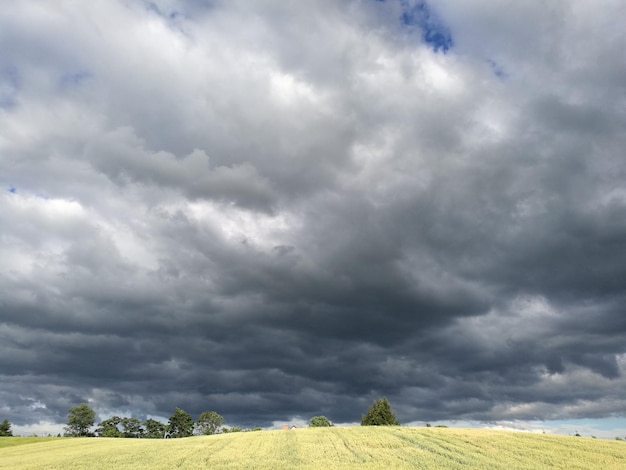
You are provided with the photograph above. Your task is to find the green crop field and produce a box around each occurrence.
[1,427,625,469]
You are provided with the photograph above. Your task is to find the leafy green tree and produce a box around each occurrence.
[122,417,144,438]
[309,416,332,427]
[195,411,226,435]
[360,397,399,426]
[65,403,96,436]
[168,408,194,438]
[0,419,13,436]
[144,418,167,439]
[96,416,122,438]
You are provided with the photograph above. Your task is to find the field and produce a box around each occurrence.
[2,427,626,469]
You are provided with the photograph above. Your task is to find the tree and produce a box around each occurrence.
[121,417,144,438]
[65,403,96,437]
[0,419,13,436]
[195,411,226,435]
[361,397,399,426]
[168,408,194,438]
[144,418,167,439]
[309,416,332,427]
[96,416,122,438]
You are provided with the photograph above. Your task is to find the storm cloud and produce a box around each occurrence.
[1,0,626,434]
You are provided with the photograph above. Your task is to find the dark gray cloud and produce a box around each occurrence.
[1,0,626,435]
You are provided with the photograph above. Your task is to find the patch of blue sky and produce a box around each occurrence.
[144,1,175,18]
[400,1,453,53]
[487,59,507,78]
[142,1,190,22]
[8,186,16,194]
[59,71,92,89]
[0,66,20,109]
[142,1,196,38]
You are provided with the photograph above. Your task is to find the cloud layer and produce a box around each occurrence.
[1,0,626,430]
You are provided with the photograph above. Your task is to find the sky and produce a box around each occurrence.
[1,0,626,438]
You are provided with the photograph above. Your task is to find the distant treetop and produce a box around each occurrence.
[309,416,332,427]
[361,397,399,426]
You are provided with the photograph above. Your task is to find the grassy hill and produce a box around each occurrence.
[2,426,625,469]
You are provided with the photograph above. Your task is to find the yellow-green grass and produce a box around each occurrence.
[2,427,625,469]
[0,437,59,449]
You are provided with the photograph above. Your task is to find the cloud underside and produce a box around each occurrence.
[1,0,626,428]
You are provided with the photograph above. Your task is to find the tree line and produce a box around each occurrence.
[65,403,233,438]
[0,397,398,438]
[308,397,398,427]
